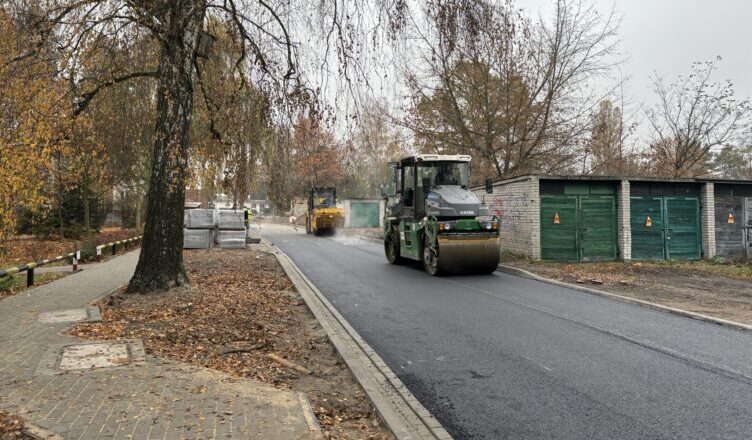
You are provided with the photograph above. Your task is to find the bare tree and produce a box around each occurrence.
[399,0,620,180]
[343,102,407,197]
[11,0,397,292]
[645,59,752,177]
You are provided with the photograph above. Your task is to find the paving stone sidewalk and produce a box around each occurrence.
[33,262,102,274]
[0,251,321,440]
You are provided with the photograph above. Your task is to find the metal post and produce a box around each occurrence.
[112,243,117,255]
[27,268,34,287]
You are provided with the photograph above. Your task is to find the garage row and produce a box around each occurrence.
[474,176,752,262]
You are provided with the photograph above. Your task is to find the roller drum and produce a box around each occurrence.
[435,235,500,274]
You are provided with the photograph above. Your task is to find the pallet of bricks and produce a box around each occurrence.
[183,209,246,249]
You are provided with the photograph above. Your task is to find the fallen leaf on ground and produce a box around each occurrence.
[70,248,393,440]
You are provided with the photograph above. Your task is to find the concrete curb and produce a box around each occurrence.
[497,264,752,333]
[263,238,453,440]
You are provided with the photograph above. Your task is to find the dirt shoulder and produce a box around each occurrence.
[503,255,752,326]
[71,246,393,440]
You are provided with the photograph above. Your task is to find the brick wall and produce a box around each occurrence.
[473,176,540,258]
[617,180,632,261]
[701,182,716,259]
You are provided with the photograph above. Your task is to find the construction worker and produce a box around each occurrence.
[242,206,252,229]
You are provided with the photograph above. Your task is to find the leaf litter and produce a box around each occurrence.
[0,411,32,440]
[71,247,393,439]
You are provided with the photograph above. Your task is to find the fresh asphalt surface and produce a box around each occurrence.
[260,224,752,440]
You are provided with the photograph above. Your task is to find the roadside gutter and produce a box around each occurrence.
[263,238,453,440]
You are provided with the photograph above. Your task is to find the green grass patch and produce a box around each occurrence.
[0,272,67,295]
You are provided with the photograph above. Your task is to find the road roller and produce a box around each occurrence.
[381,154,500,275]
[306,187,345,235]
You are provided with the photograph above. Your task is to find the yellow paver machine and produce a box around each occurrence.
[305,187,345,235]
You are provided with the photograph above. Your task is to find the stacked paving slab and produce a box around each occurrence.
[184,209,215,249]
[184,209,246,249]
[216,210,247,248]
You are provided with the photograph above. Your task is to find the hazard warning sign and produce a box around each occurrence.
[645,215,652,227]
[554,211,560,224]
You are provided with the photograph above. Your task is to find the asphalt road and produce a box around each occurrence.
[260,224,752,440]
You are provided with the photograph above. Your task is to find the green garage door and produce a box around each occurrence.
[540,193,617,262]
[541,196,578,261]
[631,197,665,260]
[666,197,701,260]
[349,201,380,228]
[580,196,618,261]
[631,196,700,260]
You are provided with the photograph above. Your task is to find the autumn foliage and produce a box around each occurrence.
[0,9,59,247]
[292,118,346,194]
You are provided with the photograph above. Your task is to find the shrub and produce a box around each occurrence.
[62,225,89,240]
[0,276,14,293]
[16,187,108,238]
[79,238,99,263]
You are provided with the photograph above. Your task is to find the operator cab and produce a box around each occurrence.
[309,187,337,210]
[383,154,492,221]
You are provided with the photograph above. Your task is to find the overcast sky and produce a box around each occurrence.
[523,0,752,106]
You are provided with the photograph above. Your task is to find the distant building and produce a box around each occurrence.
[291,198,308,217]
[211,193,270,213]
[245,199,271,214]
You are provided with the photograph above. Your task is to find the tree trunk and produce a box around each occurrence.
[82,172,90,232]
[83,189,90,231]
[134,192,142,229]
[58,180,64,238]
[58,202,64,237]
[127,5,205,293]
[119,189,126,228]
